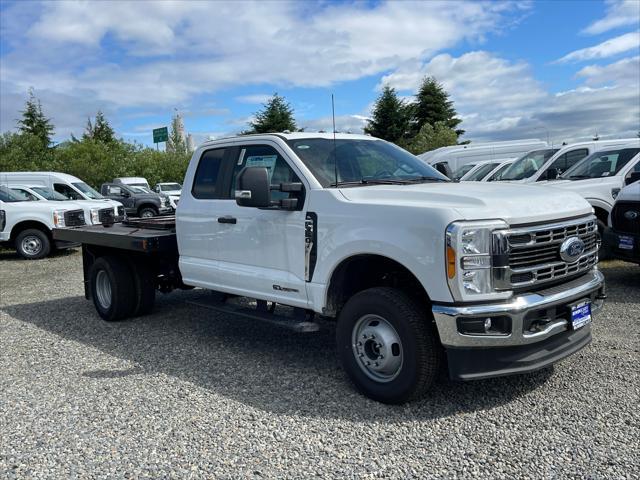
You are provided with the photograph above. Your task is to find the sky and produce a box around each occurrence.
[0,0,639,147]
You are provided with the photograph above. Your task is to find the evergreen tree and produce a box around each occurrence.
[248,93,297,133]
[83,110,116,143]
[364,86,410,143]
[410,76,464,138]
[17,88,54,146]
[167,112,187,154]
[401,121,458,155]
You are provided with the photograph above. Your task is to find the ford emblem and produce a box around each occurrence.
[559,237,585,263]
[624,210,638,220]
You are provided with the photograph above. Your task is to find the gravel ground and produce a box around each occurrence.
[1,249,639,479]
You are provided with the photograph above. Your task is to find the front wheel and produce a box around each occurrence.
[336,287,441,404]
[138,207,157,218]
[15,228,51,260]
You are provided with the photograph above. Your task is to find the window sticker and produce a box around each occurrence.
[245,155,278,179]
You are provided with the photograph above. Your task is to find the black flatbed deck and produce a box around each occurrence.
[53,216,177,254]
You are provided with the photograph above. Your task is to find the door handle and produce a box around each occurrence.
[218,216,237,224]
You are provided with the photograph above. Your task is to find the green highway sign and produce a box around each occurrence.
[153,127,168,143]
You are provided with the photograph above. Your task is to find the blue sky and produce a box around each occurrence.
[1,0,638,147]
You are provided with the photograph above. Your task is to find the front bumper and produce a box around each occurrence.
[432,269,605,380]
[0,231,9,242]
[603,227,639,264]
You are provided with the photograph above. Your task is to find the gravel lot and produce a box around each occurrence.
[1,249,639,479]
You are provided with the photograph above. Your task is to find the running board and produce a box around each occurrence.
[187,297,320,333]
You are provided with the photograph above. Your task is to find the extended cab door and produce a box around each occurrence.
[179,141,309,308]
[101,184,134,212]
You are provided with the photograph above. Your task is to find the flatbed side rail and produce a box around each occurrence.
[52,224,177,254]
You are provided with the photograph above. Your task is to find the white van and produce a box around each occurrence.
[418,139,548,174]
[0,172,123,211]
[113,177,150,189]
[498,138,637,183]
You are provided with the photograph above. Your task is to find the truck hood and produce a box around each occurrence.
[338,182,593,225]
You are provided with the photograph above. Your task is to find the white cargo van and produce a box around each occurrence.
[418,139,548,174]
[113,177,150,189]
[0,172,122,211]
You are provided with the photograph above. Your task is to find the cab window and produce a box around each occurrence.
[54,183,82,200]
[551,149,588,173]
[105,185,124,196]
[230,145,302,201]
[192,148,227,199]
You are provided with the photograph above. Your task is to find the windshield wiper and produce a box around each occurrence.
[403,176,450,183]
[330,179,408,187]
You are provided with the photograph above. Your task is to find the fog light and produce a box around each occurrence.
[457,316,512,336]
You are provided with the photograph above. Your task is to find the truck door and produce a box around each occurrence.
[186,142,309,308]
[102,184,134,212]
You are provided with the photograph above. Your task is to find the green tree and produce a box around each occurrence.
[17,88,54,146]
[401,121,458,155]
[364,86,410,143]
[410,76,463,138]
[166,112,187,154]
[248,93,297,133]
[83,110,116,143]
[0,132,53,171]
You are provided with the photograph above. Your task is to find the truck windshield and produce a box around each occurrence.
[31,187,70,201]
[463,162,500,181]
[452,163,476,181]
[72,182,103,199]
[560,147,640,180]
[499,149,559,181]
[0,186,26,202]
[286,138,448,187]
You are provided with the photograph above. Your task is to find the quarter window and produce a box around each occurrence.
[192,148,226,199]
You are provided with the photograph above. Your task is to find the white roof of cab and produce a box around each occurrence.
[200,132,376,148]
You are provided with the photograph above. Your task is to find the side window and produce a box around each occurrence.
[105,185,122,196]
[192,148,226,199]
[564,149,589,171]
[54,183,82,200]
[230,145,301,201]
[12,188,37,201]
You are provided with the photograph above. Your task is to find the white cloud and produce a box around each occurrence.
[556,31,640,63]
[583,0,640,35]
[576,55,640,86]
[235,94,273,105]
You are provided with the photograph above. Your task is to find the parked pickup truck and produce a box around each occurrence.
[101,183,172,217]
[0,185,86,259]
[603,181,640,264]
[54,133,606,403]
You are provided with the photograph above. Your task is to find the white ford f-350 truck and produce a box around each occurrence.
[54,133,606,403]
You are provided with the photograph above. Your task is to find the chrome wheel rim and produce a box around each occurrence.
[21,235,42,256]
[141,210,154,218]
[95,270,112,309]
[352,314,403,383]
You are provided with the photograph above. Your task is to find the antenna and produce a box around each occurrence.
[332,94,338,187]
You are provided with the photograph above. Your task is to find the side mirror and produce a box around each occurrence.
[625,171,640,186]
[546,168,558,180]
[235,167,271,208]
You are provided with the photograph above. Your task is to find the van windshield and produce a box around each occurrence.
[31,187,70,201]
[72,182,103,199]
[286,138,448,187]
[560,147,640,180]
[499,149,559,181]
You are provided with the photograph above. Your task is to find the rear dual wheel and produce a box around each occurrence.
[89,256,156,321]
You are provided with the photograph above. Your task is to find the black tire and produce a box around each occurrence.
[89,256,136,321]
[336,287,441,404]
[129,258,156,316]
[596,219,611,261]
[15,228,51,260]
[138,206,157,218]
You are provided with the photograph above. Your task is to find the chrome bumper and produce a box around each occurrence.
[432,269,605,348]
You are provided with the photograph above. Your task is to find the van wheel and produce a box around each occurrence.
[89,256,135,321]
[336,287,441,404]
[138,207,157,218]
[15,229,51,259]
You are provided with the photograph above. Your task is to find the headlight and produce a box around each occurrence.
[53,210,66,228]
[446,220,510,302]
[90,208,101,224]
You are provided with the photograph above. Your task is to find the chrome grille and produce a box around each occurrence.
[494,216,599,290]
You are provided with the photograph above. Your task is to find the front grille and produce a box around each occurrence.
[117,206,125,217]
[63,209,86,227]
[494,216,599,290]
[98,208,115,224]
[611,201,640,235]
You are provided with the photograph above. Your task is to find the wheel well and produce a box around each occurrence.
[10,220,51,242]
[593,206,609,226]
[137,203,158,213]
[325,254,430,317]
